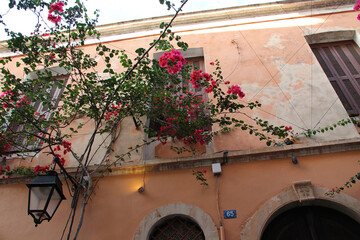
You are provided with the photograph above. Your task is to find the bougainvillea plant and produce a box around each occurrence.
[192,169,208,186]
[0,0,353,238]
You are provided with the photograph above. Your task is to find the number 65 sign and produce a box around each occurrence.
[224,210,237,219]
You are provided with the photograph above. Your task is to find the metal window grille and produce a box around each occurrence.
[149,216,205,240]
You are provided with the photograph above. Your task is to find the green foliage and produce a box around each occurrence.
[192,169,208,186]
[304,118,353,137]
[326,160,360,196]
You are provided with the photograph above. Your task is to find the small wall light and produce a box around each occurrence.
[138,186,145,193]
[292,156,298,164]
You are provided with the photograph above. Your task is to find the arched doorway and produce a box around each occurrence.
[148,214,205,240]
[261,206,360,240]
[240,185,360,240]
[134,203,219,240]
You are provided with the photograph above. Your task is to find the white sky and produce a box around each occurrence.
[0,0,283,40]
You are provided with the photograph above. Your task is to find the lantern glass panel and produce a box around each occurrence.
[29,186,52,211]
[47,189,62,217]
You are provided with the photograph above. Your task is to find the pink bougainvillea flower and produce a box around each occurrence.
[49,1,64,13]
[227,85,245,98]
[33,165,49,174]
[205,86,213,93]
[158,49,186,74]
[190,70,213,89]
[49,53,56,59]
[201,169,207,173]
[203,72,212,82]
[48,14,61,24]
[354,3,360,11]
[190,69,203,88]
[357,14,360,21]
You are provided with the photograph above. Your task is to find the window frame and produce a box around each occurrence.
[4,67,69,153]
[143,48,212,160]
[148,48,210,135]
[311,41,360,116]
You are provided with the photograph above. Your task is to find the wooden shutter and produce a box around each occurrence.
[311,41,360,116]
[7,75,68,151]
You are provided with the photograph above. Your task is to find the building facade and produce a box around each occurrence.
[1,0,360,239]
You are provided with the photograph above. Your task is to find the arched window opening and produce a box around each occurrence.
[148,215,205,240]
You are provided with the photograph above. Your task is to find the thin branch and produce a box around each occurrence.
[81,0,188,168]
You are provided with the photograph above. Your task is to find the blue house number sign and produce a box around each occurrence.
[224,210,237,219]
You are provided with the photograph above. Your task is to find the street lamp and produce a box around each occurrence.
[26,170,66,226]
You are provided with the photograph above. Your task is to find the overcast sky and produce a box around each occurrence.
[0,0,282,40]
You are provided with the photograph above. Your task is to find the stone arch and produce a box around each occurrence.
[134,202,219,240]
[240,184,360,240]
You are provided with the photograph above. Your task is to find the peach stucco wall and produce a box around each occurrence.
[0,150,360,239]
[3,9,360,167]
[1,3,360,240]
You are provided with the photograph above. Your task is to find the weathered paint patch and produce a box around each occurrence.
[265,33,285,49]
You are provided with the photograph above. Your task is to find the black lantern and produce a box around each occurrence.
[26,170,66,226]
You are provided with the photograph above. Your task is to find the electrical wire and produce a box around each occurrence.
[215,175,222,227]
[60,207,74,240]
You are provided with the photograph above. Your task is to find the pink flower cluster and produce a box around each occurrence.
[0,166,11,179]
[105,103,123,120]
[190,70,212,90]
[33,165,49,174]
[49,1,64,13]
[0,90,13,110]
[285,126,292,131]
[0,90,11,98]
[205,80,217,93]
[159,49,186,74]
[0,90,30,110]
[183,129,210,145]
[158,124,178,145]
[15,94,29,108]
[52,140,72,166]
[0,135,12,155]
[48,1,64,24]
[227,85,245,98]
[354,1,360,21]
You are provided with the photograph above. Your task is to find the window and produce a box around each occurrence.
[311,41,360,116]
[5,68,68,152]
[148,215,205,240]
[143,48,211,159]
[149,48,210,135]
